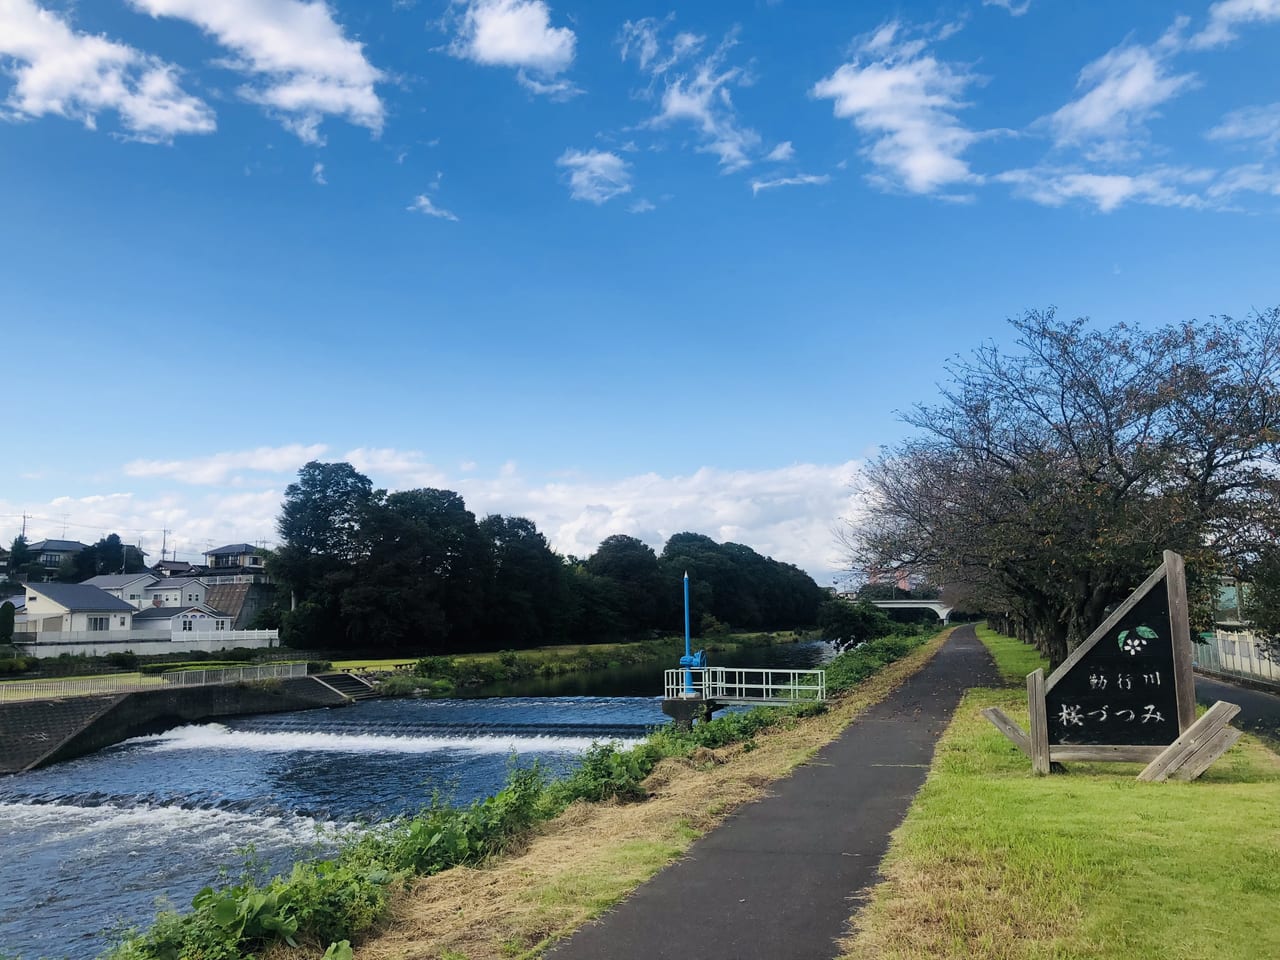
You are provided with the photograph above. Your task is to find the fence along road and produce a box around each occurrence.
[0,662,309,703]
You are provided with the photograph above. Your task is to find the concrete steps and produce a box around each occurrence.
[315,672,380,700]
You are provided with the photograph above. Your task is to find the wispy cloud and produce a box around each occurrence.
[983,0,1031,15]
[750,173,831,196]
[628,198,655,213]
[1190,0,1280,49]
[556,148,632,204]
[0,0,214,141]
[811,21,981,196]
[127,0,384,145]
[407,193,459,220]
[1046,25,1195,162]
[996,165,1211,212]
[1207,163,1280,201]
[123,444,329,485]
[622,21,761,172]
[311,161,327,185]
[448,0,578,97]
[764,140,795,162]
[1208,102,1280,152]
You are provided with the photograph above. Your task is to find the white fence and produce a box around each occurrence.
[160,662,307,686]
[1193,630,1280,688]
[13,630,278,658]
[0,661,308,703]
[664,666,826,704]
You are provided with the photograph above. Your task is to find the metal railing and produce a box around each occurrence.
[664,666,826,704]
[0,661,308,703]
[1193,631,1280,689]
[160,662,307,686]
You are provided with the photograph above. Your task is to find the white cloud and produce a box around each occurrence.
[556,148,632,204]
[765,140,795,162]
[1191,0,1280,49]
[449,0,576,95]
[997,165,1210,212]
[628,198,655,213]
[983,0,1031,15]
[2,453,865,580]
[123,444,329,485]
[407,193,459,220]
[127,0,384,145]
[811,21,981,195]
[1047,29,1195,162]
[311,160,326,184]
[0,0,214,141]
[623,23,761,172]
[750,173,831,196]
[1207,103,1280,152]
[1207,163,1280,200]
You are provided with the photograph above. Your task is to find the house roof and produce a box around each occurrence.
[152,560,195,572]
[134,603,226,621]
[83,573,158,590]
[29,539,89,553]
[205,543,260,556]
[147,577,203,590]
[2,595,25,611]
[26,583,135,613]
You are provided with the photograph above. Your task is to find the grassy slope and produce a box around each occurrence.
[840,626,1280,960]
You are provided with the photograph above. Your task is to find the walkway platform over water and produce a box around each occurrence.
[554,625,998,960]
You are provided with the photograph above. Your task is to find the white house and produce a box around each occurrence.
[144,577,207,608]
[82,573,159,610]
[133,603,233,634]
[204,543,267,571]
[19,583,134,634]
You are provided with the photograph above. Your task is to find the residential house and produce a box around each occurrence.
[203,543,268,574]
[144,577,207,608]
[151,559,198,578]
[18,582,134,634]
[28,539,89,573]
[133,603,233,634]
[82,573,159,610]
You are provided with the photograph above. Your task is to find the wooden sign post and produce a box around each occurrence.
[986,551,1241,781]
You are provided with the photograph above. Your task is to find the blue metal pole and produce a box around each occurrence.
[683,571,693,694]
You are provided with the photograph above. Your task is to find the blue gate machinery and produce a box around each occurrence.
[660,572,826,729]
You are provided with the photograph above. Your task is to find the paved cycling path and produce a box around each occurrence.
[548,624,998,960]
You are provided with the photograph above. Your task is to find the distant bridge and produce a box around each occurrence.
[840,595,954,623]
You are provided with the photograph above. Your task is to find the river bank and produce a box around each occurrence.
[100,630,947,960]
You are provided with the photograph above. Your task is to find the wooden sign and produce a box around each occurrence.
[986,551,1241,781]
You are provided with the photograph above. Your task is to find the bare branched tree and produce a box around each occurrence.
[844,307,1280,666]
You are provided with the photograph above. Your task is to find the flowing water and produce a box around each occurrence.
[0,641,834,959]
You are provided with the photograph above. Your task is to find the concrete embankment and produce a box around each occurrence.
[0,677,351,774]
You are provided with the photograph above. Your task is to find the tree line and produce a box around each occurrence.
[846,307,1280,667]
[268,461,826,651]
[5,533,147,586]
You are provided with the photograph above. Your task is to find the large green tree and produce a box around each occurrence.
[848,308,1280,666]
[586,535,662,637]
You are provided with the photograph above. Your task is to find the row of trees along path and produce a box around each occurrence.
[848,307,1280,667]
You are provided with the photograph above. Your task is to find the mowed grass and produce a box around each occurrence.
[840,626,1280,960]
[975,623,1049,681]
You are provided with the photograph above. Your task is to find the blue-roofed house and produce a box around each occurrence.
[19,582,134,635]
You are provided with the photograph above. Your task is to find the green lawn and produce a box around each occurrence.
[841,627,1280,960]
[975,623,1049,682]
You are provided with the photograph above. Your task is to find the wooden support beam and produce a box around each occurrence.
[1028,669,1051,775]
[982,706,1031,757]
[1137,700,1241,782]
[1171,726,1242,782]
[1049,744,1164,763]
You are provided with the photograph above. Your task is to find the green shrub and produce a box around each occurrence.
[0,657,31,675]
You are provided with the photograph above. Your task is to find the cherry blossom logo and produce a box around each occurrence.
[1117,625,1157,656]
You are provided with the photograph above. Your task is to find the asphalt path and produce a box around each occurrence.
[548,624,998,960]
[1195,673,1280,741]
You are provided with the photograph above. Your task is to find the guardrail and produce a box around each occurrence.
[0,662,309,703]
[663,666,826,704]
[160,662,308,686]
[1193,631,1280,689]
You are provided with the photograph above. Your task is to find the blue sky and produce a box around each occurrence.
[2,0,1279,582]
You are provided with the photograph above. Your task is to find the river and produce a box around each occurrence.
[0,640,835,960]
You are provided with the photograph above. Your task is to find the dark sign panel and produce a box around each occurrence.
[1045,585,1180,746]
